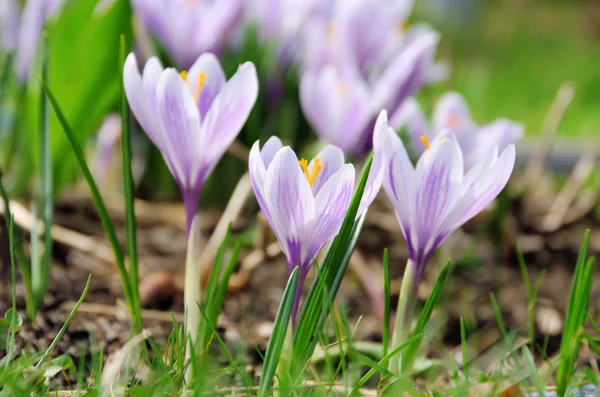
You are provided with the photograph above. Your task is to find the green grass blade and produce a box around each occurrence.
[293,155,373,371]
[351,333,423,393]
[7,215,17,365]
[0,169,34,318]
[119,35,141,330]
[40,77,141,327]
[258,267,299,397]
[460,317,468,385]
[383,248,391,359]
[203,226,231,310]
[35,275,91,368]
[401,260,451,371]
[522,345,546,396]
[556,229,593,396]
[36,38,53,312]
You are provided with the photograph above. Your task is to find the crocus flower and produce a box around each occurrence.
[0,0,20,52]
[132,0,242,69]
[300,30,439,157]
[300,66,372,155]
[123,52,259,233]
[14,0,64,82]
[249,137,383,323]
[397,92,523,169]
[373,109,515,284]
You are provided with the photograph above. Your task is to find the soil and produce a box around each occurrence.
[0,169,599,389]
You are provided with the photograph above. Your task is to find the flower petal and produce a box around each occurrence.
[357,147,384,218]
[249,140,278,241]
[432,91,478,155]
[389,97,430,157]
[260,136,284,167]
[124,54,165,152]
[307,164,355,260]
[442,144,515,232]
[310,144,345,195]
[410,137,463,254]
[187,53,226,118]
[199,62,259,183]
[156,68,201,189]
[264,147,316,269]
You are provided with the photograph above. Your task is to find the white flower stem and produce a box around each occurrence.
[388,259,417,375]
[184,215,202,385]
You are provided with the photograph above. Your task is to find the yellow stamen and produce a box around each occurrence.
[447,113,459,128]
[180,71,208,102]
[194,72,207,102]
[420,135,431,150]
[397,20,408,33]
[299,157,324,188]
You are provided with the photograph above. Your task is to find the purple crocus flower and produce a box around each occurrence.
[132,0,242,69]
[249,137,383,324]
[123,52,259,233]
[0,0,20,52]
[373,109,515,284]
[396,92,523,170]
[300,30,439,157]
[300,66,372,155]
[14,0,64,82]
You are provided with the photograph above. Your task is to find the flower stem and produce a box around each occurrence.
[184,215,202,385]
[388,259,417,375]
[183,191,199,236]
[290,266,308,328]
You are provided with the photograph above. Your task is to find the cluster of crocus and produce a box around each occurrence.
[131,0,243,69]
[299,0,442,157]
[1,0,64,82]
[123,52,259,233]
[249,136,383,323]
[395,92,523,169]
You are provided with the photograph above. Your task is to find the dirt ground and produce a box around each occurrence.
[1,166,599,386]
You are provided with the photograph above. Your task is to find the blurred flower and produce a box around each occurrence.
[123,52,259,232]
[132,0,242,69]
[14,0,64,82]
[373,109,515,284]
[300,67,372,155]
[249,137,383,323]
[397,92,523,169]
[300,30,439,157]
[0,0,20,51]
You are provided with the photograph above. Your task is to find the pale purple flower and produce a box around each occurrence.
[300,67,372,155]
[124,53,259,233]
[396,92,523,169]
[373,109,515,284]
[300,30,439,157]
[249,137,383,323]
[132,0,242,69]
[0,0,20,52]
[14,0,64,82]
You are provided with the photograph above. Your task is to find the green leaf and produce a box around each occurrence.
[47,0,133,191]
[293,155,374,376]
[258,267,299,397]
[382,248,391,359]
[0,309,23,350]
[43,355,75,378]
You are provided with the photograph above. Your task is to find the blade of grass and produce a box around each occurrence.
[0,170,34,318]
[556,230,594,396]
[258,267,299,397]
[383,248,391,359]
[401,260,451,372]
[36,275,91,368]
[36,37,53,312]
[522,345,546,396]
[293,155,373,372]
[350,333,423,394]
[460,317,469,385]
[119,35,141,330]
[41,77,141,329]
[6,215,17,366]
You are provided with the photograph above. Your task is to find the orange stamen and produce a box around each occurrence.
[299,158,324,188]
[420,135,431,150]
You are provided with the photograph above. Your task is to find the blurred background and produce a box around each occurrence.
[416,0,600,140]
